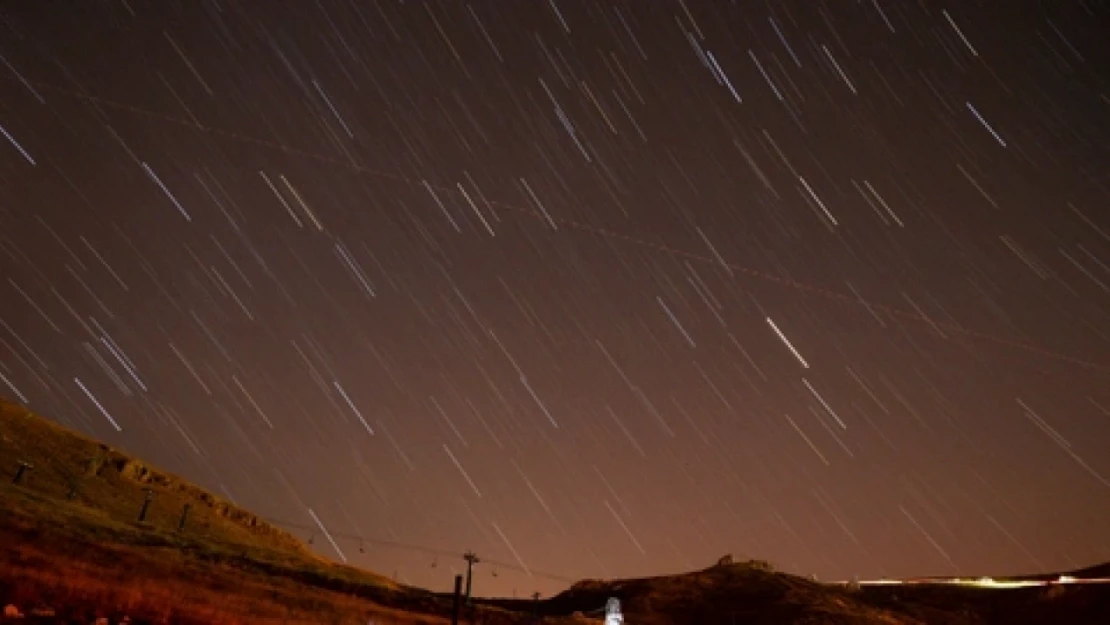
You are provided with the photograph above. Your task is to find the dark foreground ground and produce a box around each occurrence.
[495,563,1110,625]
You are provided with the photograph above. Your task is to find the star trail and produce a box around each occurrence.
[1,0,1109,598]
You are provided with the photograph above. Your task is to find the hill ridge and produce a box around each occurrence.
[0,397,311,559]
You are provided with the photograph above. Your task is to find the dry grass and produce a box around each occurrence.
[0,398,326,565]
[0,488,456,624]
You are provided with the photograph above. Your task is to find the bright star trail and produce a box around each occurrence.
[0,0,1108,599]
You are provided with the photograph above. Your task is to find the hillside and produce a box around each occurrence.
[0,397,549,624]
[0,397,326,565]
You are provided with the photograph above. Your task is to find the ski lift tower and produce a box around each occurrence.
[463,551,480,606]
[605,598,623,625]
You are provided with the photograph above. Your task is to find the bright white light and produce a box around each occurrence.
[605,598,623,625]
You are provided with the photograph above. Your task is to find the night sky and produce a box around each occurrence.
[2,0,1109,599]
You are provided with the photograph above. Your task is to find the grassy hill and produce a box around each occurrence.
[0,397,322,564]
[0,397,548,624]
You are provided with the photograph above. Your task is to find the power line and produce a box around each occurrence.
[261,515,579,585]
[4,75,1106,376]
[0,418,577,586]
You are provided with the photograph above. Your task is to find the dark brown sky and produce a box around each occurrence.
[1,0,1108,598]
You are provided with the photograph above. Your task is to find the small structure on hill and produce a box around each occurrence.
[716,554,734,567]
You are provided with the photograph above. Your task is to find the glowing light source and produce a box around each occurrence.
[606,598,623,625]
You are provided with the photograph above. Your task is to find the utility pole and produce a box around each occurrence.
[451,574,463,625]
[137,488,155,523]
[12,461,32,484]
[463,551,480,606]
[178,503,192,531]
